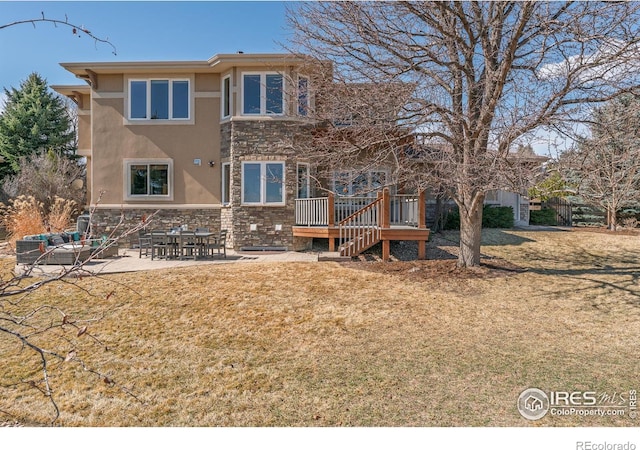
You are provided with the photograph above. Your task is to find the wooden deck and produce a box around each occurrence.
[293,189,430,260]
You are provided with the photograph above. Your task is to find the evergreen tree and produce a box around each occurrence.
[0,73,76,180]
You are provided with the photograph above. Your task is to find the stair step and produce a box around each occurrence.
[318,251,351,261]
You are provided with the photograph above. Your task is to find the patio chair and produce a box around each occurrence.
[179,230,198,260]
[205,229,227,259]
[138,229,152,258]
[195,227,210,257]
[150,231,169,260]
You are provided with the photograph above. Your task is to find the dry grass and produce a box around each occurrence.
[0,195,76,250]
[0,196,46,248]
[46,197,77,233]
[0,229,639,426]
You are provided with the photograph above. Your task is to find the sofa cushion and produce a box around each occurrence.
[48,235,65,246]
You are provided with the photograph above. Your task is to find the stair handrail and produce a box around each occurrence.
[338,197,383,256]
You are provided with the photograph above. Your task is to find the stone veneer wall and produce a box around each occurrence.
[220,206,234,248]
[89,208,221,246]
[223,119,312,250]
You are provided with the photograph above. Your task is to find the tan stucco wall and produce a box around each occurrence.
[98,74,124,92]
[77,114,91,151]
[195,73,219,92]
[89,73,221,206]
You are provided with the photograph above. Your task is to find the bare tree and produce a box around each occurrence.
[562,94,640,230]
[287,1,640,267]
[0,12,116,55]
[2,151,86,214]
[0,12,128,425]
[0,206,153,424]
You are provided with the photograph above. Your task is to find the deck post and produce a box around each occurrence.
[382,240,391,261]
[382,188,391,260]
[418,190,427,259]
[382,188,390,228]
[418,241,426,260]
[418,190,426,229]
[328,193,335,227]
[328,193,335,251]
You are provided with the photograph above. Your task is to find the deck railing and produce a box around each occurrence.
[390,195,420,226]
[295,197,330,226]
[334,196,375,223]
[295,195,376,226]
[295,192,425,228]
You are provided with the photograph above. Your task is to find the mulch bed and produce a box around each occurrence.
[342,231,527,281]
[342,257,526,281]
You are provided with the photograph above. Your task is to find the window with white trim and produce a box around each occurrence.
[129,79,189,120]
[222,162,231,204]
[222,75,231,118]
[242,161,285,205]
[332,169,390,197]
[298,75,310,117]
[125,160,172,200]
[242,73,284,115]
[297,163,310,199]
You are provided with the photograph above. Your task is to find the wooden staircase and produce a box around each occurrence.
[338,197,383,256]
[293,188,429,260]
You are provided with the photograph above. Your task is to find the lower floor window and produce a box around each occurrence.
[222,162,231,204]
[125,160,172,199]
[242,161,285,205]
[297,163,310,199]
[333,169,389,197]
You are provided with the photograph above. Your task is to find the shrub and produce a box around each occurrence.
[443,205,514,229]
[443,207,460,230]
[48,197,77,233]
[530,207,557,226]
[1,150,85,214]
[482,205,514,228]
[622,217,638,229]
[0,195,77,249]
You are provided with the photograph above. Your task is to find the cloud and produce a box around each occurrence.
[538,39,640,83]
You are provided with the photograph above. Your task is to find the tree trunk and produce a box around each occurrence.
[432,194,444,233]
[457,194,484,267]
[607,207,617,231]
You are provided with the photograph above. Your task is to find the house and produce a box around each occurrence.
[52,52,535,259]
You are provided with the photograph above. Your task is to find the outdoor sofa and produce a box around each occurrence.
[15,232,117,265]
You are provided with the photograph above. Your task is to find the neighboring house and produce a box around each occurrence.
[485,189,532,227]
[52,52,537,258]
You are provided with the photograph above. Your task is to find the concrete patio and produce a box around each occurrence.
[14,247,321,277]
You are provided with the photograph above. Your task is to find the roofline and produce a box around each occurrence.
[59,53,310,77]
[50,85,91,95]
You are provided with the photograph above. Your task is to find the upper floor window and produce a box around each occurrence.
[298,75,310,117]
[222,75,231,118]
[129,79,189,120]
[242,73,283,115]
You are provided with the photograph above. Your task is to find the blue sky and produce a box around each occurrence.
[0,1,567,155]
[1,1,290,94]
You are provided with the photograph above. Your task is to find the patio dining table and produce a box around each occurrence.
[149,229,216,260]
